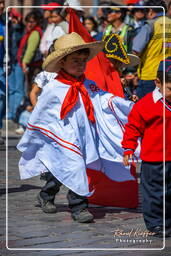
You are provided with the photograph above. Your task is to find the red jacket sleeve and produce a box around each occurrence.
[122,104,145,151]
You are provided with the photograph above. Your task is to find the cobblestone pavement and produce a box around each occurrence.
[0,123,171,256]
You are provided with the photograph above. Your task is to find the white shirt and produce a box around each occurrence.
[153,86,163,103]
[39,23,55,54]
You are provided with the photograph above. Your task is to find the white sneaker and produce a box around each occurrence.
[15,126,25,135]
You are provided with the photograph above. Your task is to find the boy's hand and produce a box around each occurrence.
[131,94,139,102]
[123,154,133,166]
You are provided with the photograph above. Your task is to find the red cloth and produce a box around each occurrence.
[68,7,138,208]
[17,26,42,66]
[56,70,95,123]
[68,8,124,97]
[122,93,171,161]
[87,163,138,208]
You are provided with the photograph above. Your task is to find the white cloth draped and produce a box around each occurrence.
[17,78,138,196]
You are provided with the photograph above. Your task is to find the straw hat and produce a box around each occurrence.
[43,32,104,72]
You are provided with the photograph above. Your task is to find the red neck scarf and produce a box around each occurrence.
[56,70,95,123]
[17,26,42,66]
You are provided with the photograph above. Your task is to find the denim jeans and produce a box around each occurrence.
[18,109,31,128]
[0,66,5,129]
[136,80,156,99]
[8,63,25,119]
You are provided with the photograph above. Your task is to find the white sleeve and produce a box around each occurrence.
[34,72,46,88]
[108,95,134,125]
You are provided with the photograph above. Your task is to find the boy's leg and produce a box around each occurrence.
[38,172,62,213]
[67,190,94,223]
[140,162,163,234]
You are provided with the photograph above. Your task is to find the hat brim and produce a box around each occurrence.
[43,41,104,72]
[121,54,140,68]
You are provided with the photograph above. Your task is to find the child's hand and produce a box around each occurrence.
[26,105,33,112]
[123,154,133,166]
[131,94,139,102]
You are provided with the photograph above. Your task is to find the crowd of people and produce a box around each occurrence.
[0,0,171,238]
[0,0,170,138]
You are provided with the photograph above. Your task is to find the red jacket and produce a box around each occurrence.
[122,92,171,162]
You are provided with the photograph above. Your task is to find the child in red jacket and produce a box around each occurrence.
[122,57,171,237]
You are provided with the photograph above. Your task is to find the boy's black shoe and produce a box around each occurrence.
[71,209,94,223]
[150,226,163,238]
[37,193,57,213]
[148,226,171,238]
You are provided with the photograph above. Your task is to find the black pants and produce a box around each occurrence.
[140,161,171,231]
[40,172,88,213]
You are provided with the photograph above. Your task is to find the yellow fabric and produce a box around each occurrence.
[138,16,171,80]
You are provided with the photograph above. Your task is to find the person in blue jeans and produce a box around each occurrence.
[8,10,24,120]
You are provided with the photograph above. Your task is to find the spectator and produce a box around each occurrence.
[8,9,25,120]
[104,4,135,52]
[96,1,110,33]
[41,2,59,31]
[121,68,139,102]
[129,8,146,34]
[17,10,43,93]
[0,0,5,25]
[84,16,98,38]
[40,3,61,57]
[132,0,171,99]
[14,96,33,135]
[50,8,68,43]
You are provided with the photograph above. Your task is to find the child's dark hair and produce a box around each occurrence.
[144,0,167,13]
[63,48,90,60]
[52,8,62,16]
[157,71,171,83]
[84,16,98,32]
[25,10,43,24]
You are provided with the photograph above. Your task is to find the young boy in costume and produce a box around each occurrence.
[17,32,136,223]
[122,57,171,237]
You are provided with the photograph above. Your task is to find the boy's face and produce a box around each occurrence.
[60,52,89,78]
[155,79,171,102]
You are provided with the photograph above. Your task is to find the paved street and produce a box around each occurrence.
[0,121,171,256]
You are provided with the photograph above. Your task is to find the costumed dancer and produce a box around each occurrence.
[17,33,137,223]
